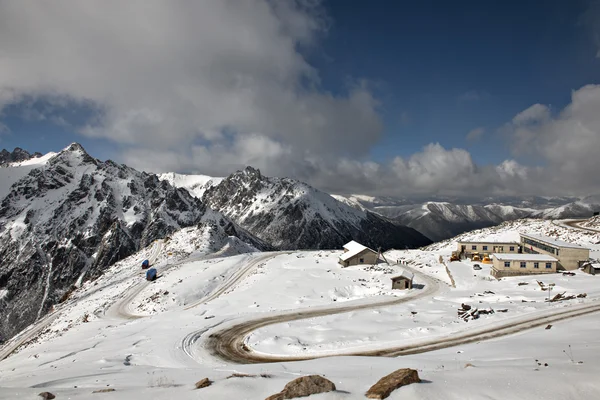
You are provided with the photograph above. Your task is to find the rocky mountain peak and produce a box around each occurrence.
[0,147,43,165]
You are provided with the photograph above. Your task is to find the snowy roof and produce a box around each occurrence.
[492,253,558,262]
[520,233,587,250]
[392,270,414,281]
[343,240,367,253]
[458,240,519,245]
[339,240,376,261]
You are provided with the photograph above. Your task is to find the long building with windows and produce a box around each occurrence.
[520,233,590,270]
[455,240,520,259]
[491,253,558,278]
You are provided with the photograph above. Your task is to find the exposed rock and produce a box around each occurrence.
[0,147,43,165]
[266,375,336,399]
[38,392,56,400]
[203,166,431,250]
[0,144,267,342]
[194,378,212,389]
[92,388,115,393]
[365,368,421,399]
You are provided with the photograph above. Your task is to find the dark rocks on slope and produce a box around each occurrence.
[203,167,431,251]
[0,147,43,165]
[0,144,211,340]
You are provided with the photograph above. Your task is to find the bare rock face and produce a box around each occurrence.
[0,144,266,342]
[203,167,431,251]
[266,375,336,400]
[365,368,421,399]
[0,147,43,165]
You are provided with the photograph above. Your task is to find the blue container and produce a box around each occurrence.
[146,268,157,281]
[141,259,150,269]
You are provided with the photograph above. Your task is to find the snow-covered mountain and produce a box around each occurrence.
[158,172,223,199]
[0,147,43,165]
[0,144,265,341]
[336,194,600,242]
[392,202,534,242]
[201,166,431,250]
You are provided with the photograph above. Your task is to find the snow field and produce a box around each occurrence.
[3,218,600,399]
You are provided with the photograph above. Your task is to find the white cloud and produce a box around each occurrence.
[512,104,550,125]
[0,1,381,157]
[1,2,598,199]
[505,84,600,194]
[466,127,485,142]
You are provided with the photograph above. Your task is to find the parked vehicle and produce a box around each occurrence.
[473,264,482,270]
[146,268,157,281]
[141,259,150,269]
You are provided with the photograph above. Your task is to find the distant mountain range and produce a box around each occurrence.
[332,195,600,242]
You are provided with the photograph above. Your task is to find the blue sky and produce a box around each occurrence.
[313,0,599,165]
[1,1,600,197]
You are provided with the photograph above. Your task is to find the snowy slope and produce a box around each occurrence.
[158,172,223,199]
[0,144,266,342]
[203,167,431,250]
[0,151,56,200]
[2,218,600,399]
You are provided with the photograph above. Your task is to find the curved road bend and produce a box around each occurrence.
[198,273,600,364]
[563,219,600,233]
[187,266,443,363]
[0,240,164,361]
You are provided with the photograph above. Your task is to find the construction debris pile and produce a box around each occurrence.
[457,303,496,322]
[546,292,587,302]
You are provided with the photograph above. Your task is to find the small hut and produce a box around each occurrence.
[391,270,414,290]
[583,262,600,275]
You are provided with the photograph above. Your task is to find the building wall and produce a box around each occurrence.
[521,237,589,270]
[491,257,557,278]
[457,242,519,254]
[392,278,412,290]
[342,249,379,267]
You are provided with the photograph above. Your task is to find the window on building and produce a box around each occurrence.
[509,246,515,251]
[545,262,552,269]
[472,245,477,250]
[359,258,364,263]
[483,246,488,251]
[520,262,526,268]
[504,261,510,268]
[534,262,539,269]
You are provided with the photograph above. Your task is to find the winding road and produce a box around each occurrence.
[0,240,164,360]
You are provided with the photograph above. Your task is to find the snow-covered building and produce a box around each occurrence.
[338,240,379,267]
[456,240,520,258]
[582,262,600,275]
[491,253,558,278]
[520,233,590,271]
[391,270,414,289]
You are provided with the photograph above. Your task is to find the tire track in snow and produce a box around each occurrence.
[184,251,291,310]
[195,268,600,364]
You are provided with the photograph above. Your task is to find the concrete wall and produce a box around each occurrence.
[457,242,519,254]
[491,257,557,278]
[555,247,590,270]
[341,249,379,267]
[392,278,412,290]
[521,239,589,271]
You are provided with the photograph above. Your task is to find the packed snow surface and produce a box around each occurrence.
[2,218,600,399]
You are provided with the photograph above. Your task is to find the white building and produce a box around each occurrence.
[338,240,379,267]
[491,253,558,278]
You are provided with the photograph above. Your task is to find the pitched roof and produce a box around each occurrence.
[339,240,376,261]
[392,269,414,281]
[520,233,588,250]
[492,253,558,262]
